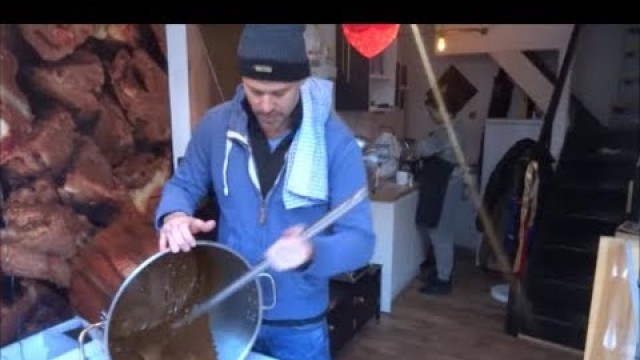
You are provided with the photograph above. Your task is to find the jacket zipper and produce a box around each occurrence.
[228,132,287,226]
[246,143,267,224]
[259,198,267,224]
[229,132,265,224]
[259,166,285,225]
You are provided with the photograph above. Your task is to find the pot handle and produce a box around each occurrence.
[77,321,104,360]
[258,272,277,310]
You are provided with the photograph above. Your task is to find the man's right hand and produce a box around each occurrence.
[158,212,216,253]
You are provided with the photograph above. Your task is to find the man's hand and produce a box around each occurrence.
[265,225,313,271]
[159,212,216,253]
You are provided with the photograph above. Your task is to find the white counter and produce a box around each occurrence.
[369,183,423,313]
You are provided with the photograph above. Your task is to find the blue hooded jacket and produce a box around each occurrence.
[155,78,375,321]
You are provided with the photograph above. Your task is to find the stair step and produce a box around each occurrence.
[562,123,640,157]
[612,104,640,113]
[564,148,638,164]
[609,119,640,129]
[540,211,618,250]
[612,97,640,108]
[555,189,629,217]
[544,239,595,253]
[556,179,630,196]
[612,103,640,115]
[518,294,588,350]
[555,168,631,190]
[540,275,594,292]
[560,209,628,227]
[571,120,639,147]
[543,236,599,253]
[558,152,638,180]
[551,216,618,236]
[529,281,592,316]
[610,115,640,126]
[548,178,630,222]
[628,27,640,35]
[603,122,640,139]
[532,266,594,295]
[555,170,635,192]
[532,299,588,325]
[520,314,586,350]
[621,76,639,85]
[537,247,596,282]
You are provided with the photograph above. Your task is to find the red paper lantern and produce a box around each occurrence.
[342,24,400,59]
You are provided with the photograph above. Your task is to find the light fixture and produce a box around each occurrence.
[436,26,489,53]
[437,30,446,52]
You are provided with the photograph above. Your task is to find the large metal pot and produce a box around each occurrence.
[78,241,272,360]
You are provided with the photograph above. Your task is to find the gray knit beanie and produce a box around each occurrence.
[237,24,310,82]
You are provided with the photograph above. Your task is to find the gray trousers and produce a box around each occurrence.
[418,172,461,281]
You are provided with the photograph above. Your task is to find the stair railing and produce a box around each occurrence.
[538,24,583,153]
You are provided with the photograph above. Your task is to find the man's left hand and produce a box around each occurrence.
[266,225,313,271]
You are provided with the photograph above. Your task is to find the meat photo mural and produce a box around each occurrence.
[0,24,172,346]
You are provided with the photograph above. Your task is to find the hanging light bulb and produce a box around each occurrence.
[435,26,489,53]
[436,30,446,52]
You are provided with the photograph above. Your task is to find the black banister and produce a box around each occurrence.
[538,24,582,151]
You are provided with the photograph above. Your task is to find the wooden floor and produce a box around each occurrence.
[335,250,583,360]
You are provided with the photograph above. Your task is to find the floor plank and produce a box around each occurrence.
[335,250,583,360]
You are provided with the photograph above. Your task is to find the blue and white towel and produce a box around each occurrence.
[282,77,333,209]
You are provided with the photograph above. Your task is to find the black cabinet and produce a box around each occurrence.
[335,29,370,111]
[328,264,381,355]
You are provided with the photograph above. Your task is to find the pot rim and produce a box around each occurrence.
[102,240,264,359]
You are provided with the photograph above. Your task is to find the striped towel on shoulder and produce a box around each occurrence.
[282,77,333,209]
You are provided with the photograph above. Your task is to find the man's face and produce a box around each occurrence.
[242,77,301,138]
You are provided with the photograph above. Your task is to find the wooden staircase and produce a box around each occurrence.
[507,25,640,350]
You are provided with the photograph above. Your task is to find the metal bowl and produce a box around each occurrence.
[101,241,263,360]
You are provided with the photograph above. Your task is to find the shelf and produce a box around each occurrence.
[369,74,392,80]
[368,106,397,113]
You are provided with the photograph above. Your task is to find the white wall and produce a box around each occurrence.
[176,24,626,167]
[571,24,628,125]
[319,24,576,166]
[399,24,615,166]
[490,51,554,112]
[166,24,192,169]
[400,26,499,167]
[507,84,529,118]
[437,24,573,55]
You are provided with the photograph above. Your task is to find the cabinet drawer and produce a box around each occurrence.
[328,264,381,355]
[352,268,381,328]
[352,292,378,329]
[327,298,355,355]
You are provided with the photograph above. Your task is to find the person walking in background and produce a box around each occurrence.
[414,99,464,295]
